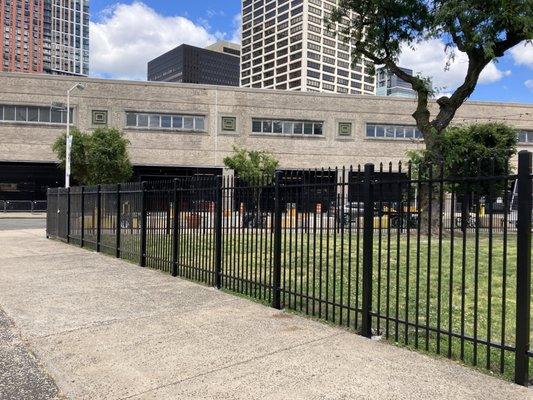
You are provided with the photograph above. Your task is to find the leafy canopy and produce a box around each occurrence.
[329,0,532,158]
[52,128,90,184]
[53,127,133,185]
[223,147,279,185]
[408,123,518,195]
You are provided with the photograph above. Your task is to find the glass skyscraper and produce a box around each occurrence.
[1,0,89,76]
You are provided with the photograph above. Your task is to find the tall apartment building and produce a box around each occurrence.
[1,0,89,76]
[240,0,375,95]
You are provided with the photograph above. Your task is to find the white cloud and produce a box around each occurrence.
[480,63,512,83]
[90,2,218,80]
[526,80,533,91]
[510,42,533,69]
[230,13,242,44]
[399,39,512,94]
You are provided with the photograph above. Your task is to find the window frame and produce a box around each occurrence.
[0,104,73,125]
[125,111,207,133]
[365,123,422,140]
[251,118,324,137]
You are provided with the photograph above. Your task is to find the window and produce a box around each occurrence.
[0,105,71,124]
[161,116,172,128]
[183,117,194,130]
[518,130,533,144]
[125,112,206,132]
[251,119,323,136]
[366,123,422,139]
[51,109,62,123]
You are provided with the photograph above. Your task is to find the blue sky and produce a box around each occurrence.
[91,0,240,33]
[89,1,532,104]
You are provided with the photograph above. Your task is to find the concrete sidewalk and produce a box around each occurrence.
[0,229,530,400]
[0,212,46,219]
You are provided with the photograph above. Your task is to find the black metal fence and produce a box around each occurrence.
[47,151,532,385]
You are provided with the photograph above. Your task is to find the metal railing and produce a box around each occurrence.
[0,200,47,213]
[46,151,532,385]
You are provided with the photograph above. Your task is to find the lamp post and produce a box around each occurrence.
[65,82,85,188]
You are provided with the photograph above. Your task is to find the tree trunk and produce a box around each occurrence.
[418,183,442,236]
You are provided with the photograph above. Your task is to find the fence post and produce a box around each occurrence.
[80,186,85,248]
[46,189,50,238]
[214,175,224,289]
[96,185,102,252]
[361,163,375,338]
[272,170,283,310]
[515,150,532,386]
[140,181,147,267]
[56,191,60,239]
[171,179,180,277]
[66,187,71,244]
[116,184,121,258]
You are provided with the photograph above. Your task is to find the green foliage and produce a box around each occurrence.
[85,128,133,185]
[330,0,531,68]
[52,129,90,184]
[408,123,518,195]
[328,0,532,159]
[53,128,133,185]
[223,147,279,185]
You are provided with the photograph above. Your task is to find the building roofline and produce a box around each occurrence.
[1,72,532,109]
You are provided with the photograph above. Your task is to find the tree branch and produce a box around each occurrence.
[353,44,434,143]
[432,31,527,132]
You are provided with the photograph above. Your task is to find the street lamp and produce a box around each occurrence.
[65,82,85,188]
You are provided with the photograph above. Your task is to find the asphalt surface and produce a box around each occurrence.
[0,228,531,400]
[0,218,46,231]
[0,307,62,400]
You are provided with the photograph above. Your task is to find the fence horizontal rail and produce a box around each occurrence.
[46,151,533,386]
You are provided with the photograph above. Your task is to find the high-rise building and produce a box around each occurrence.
[49,0,90,76]
[1,0,89,76]
[376,66,416,98]
[147,42,240,86]
[240,0,375,94]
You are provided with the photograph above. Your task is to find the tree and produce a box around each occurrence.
[408,123,517,232]
[52,128,90,185]
[53,128,133,185]
[329,0,531,162]
[223,147,279,212]
[409,122,517,192]
[85,128,133,185]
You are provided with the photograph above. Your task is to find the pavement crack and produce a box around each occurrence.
[117,331,344,400]
[33,296,241,340]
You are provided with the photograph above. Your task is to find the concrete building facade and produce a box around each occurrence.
[205,41,241,57]
[240,0,376,95]
[0,73,532,200]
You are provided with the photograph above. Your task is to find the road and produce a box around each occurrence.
[0,217,46,231]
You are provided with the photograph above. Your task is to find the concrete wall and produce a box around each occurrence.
[0,72,532,169]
